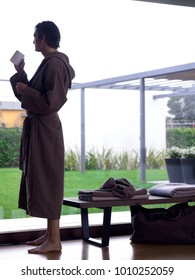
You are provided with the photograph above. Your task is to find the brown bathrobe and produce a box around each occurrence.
[10,52,75,219]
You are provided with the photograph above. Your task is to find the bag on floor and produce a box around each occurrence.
[130,202,195,244]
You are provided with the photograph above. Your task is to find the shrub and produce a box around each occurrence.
[65,147,164,171]
[65,148,80,170]
[146,147,166,168]
[166,127,195,148]
[85,147,115,170]
[182,147,195,158]
[166,146,195,158]
[166,146,183,158]
[0,128,21,167]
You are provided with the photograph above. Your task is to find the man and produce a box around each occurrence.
[10,21,75,254]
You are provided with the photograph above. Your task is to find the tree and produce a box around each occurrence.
[167,95,195,120]
[183,95,195,120]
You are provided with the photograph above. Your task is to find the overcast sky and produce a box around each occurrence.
[1,0,195,84]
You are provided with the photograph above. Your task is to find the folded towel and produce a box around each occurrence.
[130,194,149,200]
[112,186,135,198]
[78,177,148,200]
[115,178,135,188]
[78,193,149,201]
[99,177,117,190]
[78,189,115,197]
[149,183,195,197]
[114,178,136,197]
[100,177,137,197]
[78,196,120,201]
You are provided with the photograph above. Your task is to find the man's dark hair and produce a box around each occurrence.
[35,21,61,49]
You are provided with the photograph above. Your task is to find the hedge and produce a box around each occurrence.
[0,128,22,167]
[166,127,195,148]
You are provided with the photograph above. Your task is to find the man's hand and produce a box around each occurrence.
[16,82,27,94]
[14,59,25,73]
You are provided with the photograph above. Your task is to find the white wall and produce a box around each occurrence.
[145,91,168,152]
[59,88,168,154]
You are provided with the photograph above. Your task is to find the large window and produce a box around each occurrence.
[1,1,195,226]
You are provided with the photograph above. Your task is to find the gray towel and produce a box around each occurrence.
[78,177,148,200]
[149,183,195,197]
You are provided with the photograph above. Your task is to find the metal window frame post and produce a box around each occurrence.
[81,88,86,173]
[140,78,146,182]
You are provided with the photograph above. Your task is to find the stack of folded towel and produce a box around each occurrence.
[149,183,195,197]
[78,177,148,201]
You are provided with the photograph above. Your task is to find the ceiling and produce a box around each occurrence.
[133,0,195,7]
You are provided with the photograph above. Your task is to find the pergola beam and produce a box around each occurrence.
[71,62,195,90]
[153,91,195,99]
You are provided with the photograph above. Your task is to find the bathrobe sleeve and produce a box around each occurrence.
[20,57,69,114]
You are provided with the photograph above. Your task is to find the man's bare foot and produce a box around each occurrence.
[28,240,62,254]
[26,234,48,246]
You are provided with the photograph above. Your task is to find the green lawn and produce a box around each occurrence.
[0,168,168,219]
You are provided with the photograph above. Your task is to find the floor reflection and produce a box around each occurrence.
[1,236,195,260]
[81,241,110,260]
[34,251,62,260]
